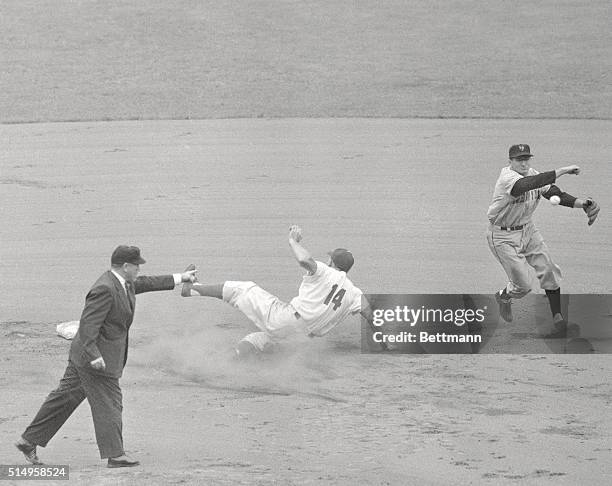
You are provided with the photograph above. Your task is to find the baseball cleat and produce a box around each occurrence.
[181,281,193,297]
[234,332,275,359]
[234,340,260,360]
[544,317,568,339]
[181,264,197,297]
[15,440,42,465]
[495,290,513,322]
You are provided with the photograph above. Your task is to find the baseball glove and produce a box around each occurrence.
[583,198,600,226]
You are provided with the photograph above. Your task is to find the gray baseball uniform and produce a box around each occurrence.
[487,166,562,298]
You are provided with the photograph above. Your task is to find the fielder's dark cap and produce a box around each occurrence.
[328,248,354,273]
[111,245,146,265]
[509,144,533,159]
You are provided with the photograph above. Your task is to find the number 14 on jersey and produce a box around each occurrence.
[324,284,346,310]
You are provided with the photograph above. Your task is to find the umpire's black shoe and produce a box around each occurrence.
[15,440,42,465]
[495,290,513,322]
[107,456,140,468]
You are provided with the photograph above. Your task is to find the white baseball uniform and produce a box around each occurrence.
[223,261,363,350]
[486,166,561,298]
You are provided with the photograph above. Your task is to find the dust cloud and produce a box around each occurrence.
[132,316,356,399]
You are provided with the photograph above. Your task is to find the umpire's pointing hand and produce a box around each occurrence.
[180,268,198,283]
[563,165,581,175]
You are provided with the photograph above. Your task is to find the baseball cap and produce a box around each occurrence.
[328,248,354,272]
[111,245,146,265]
[509,144,533,159]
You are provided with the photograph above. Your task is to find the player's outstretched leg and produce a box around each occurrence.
[495,288,513,322]
[181,281,224,299]
[183,280,286,350]
[544,287,580,339]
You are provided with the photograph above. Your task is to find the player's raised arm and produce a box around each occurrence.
[511,165,581,197]
[288,225,317,274]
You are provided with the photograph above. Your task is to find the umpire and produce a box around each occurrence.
[15,246,196,468]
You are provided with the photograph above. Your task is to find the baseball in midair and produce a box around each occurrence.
[550,195,561,205]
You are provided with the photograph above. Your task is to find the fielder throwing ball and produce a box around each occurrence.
[487,144,600,337]
[182,225,372,356]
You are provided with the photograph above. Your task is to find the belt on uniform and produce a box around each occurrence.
[495,224,525,231]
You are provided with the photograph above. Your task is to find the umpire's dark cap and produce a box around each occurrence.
[509,144,533,159]
[111,245,146,265]
[328,248,354,272]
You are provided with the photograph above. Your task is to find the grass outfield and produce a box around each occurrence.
[2,1,612,122]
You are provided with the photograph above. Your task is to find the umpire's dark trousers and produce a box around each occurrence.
[22,360,124,459]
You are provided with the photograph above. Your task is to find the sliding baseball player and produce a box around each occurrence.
[182,225,378,355]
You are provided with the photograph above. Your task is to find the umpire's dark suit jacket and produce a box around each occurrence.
[22,270,177,458]
[70,271,175,378]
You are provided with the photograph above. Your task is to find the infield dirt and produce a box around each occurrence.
[1,1,611,485]
[1,119,611,485]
